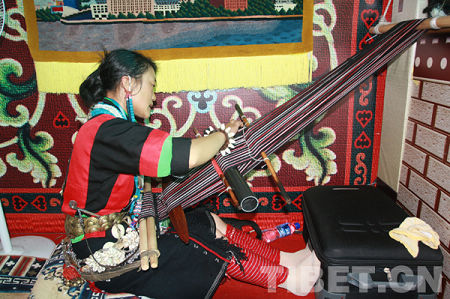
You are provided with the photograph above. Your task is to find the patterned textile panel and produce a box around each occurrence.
[0,255,46,293]
[0,0,388,234]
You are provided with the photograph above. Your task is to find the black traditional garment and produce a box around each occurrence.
[61,98,191,216]
[93,208,240,299]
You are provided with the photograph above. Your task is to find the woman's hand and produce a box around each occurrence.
[189,119,243,169]
[225,119,243,135]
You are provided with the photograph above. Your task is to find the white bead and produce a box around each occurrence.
[373,23,382,35]
[430,17,440,30]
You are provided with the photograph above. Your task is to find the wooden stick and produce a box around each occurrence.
[260,151,292,204]
[146,216,159,268]
[369,16,450,35]
[235,104,292,204]
[138,218,149,271]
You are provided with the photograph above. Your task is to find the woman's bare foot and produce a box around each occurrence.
[278,250,321,296]
[280,246,313,268]
[210,212,227,238]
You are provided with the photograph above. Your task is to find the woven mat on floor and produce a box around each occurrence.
[0,255,46,293]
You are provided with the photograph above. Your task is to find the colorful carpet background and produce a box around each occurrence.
[0,0,389,237]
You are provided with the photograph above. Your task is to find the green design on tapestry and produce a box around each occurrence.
[278,1,337,185]
[255,83,312,107]
[4,5,28,42]
[246,153,282,186]
[6,124,61,188]
[283,123,337,185]
[251,84,337,186]
[0,57,61,187]
[0,59,36,127]
[257,86,299,106]
[0,158,6,178]
[313,0,338,69]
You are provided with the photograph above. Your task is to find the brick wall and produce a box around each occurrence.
[396,32,449,299]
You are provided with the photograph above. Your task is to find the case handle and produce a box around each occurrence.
[347,271,423,292]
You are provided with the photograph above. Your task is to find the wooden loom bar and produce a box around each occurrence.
[369,16,450,34]
[235,104,292,204]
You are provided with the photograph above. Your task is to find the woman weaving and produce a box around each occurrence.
[61,49,320,298]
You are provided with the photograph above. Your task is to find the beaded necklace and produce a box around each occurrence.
[89,97,142,229]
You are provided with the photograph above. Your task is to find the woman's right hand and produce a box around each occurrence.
[189,119,243,168]
[225,119,243,135]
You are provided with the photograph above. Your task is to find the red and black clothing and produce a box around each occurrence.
[62,100,287,298]
[61,100,235,298]
[62,110,191,216]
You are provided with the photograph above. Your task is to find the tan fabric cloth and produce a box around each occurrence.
[389,217,440,258]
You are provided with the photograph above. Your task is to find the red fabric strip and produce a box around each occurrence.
[101,173,134,214]
[139,129,170,177]
[82,230,106,240]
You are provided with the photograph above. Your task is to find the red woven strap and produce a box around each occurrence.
[211,159,223,176]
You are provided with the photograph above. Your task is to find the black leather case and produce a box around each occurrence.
[302,185,443,299]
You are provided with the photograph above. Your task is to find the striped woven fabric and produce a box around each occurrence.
[0,255,46,292]
[154,19,426,220]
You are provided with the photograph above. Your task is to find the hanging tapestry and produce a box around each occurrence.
[24,0,314,94]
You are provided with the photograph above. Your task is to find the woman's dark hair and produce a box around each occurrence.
[79,49,157,108]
